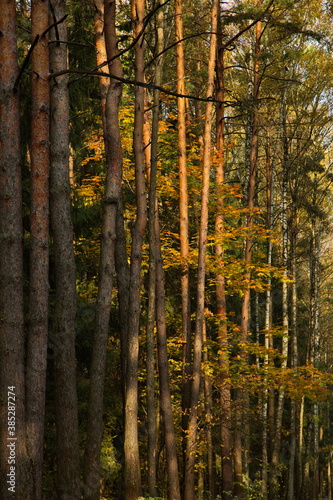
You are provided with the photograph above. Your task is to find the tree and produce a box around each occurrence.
[0,1,28,497]
[83,0,124,498]
[124,0,147,498]
[26,0,50,497]
[49,1,81,498]
[184,1,219,498]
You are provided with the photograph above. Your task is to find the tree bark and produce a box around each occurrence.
[175,0,192,461]
[145,5,165,495]
[155,216,182,500]
[184,2,219,498]
[270,90,289,498]
[83,1,124,498]
[234,16,262,498]
[49,2,81,498]
[215,28,233,499]
[124,1,146,498]
[0,2,29,497]
[26,1,50,497]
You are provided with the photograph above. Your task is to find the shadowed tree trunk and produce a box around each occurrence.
[83,1,124,499]
[184,2,219,498]
[270,92,289,498]
[49,2,81,498]
[145,4,165,496]
[26,1,50,497]
[0,1,30,497]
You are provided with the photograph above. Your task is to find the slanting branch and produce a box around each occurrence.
[14,14,67,91]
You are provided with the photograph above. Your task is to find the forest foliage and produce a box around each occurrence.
[2,0,333,499]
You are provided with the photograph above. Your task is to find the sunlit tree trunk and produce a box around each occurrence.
[26,1,50,497]
[234,17,262,498]
[0,2,30,496]
[124,1,146,498]
[175,0,192,462]
[184,2,219,498]
[83,1,123,498]
[215,24,233,498]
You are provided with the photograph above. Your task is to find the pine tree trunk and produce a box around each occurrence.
[83,1,123,497]
[184,2,219,498]
[124,1,147,497]
[26,1,50,497]
[49,3,82,498]
[175,0,192,462]
[0,2,30,496]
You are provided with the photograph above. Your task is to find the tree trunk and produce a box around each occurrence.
[270,91,289,498]
[155,216,182,500]
[146,5,165,495]
[234,16,262,499]
[287,203,298,500]
[83,1,123,498]
[184,2,219,498]
[310,174,321,500]
[202,316,215,499]
[262,125,274,500]
[0,2,29,497]
[26,1,50,497]
[49,2,81,498]
[124,1,146,498]
[215,26,233,499]
[175,0,192,463]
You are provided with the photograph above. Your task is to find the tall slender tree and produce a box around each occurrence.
[184,2,219,498]
[26,1,50,497]
[124,0,147,497]
[0,1,29,497]
[175,0,192,457]
[215,11,233,498]
[83,0,124,498]
[49,1,81,498]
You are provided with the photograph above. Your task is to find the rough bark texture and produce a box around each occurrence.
[84,1,123,498]
[49,2,81,498]
[26,1,50,498]
[0,2,29,497]
[184,2,218,498]
[124,1,146,498]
